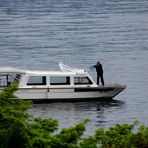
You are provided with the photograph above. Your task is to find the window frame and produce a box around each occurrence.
[74,76,93,85]
[50,76,71,85]
[27,76,47,86]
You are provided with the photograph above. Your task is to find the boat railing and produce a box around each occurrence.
[58,63,87,74]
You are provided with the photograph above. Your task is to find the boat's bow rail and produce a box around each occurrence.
[59,63,87,74]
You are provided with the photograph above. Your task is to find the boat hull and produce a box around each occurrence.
[15,84,126,102]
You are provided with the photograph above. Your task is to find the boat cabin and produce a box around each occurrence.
[0,67,96,88]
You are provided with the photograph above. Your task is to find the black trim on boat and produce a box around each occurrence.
[74,88,114,92]
[25,97,113,103]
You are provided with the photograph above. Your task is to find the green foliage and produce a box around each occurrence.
[50,119,89,148]
[0,84,148,148]
[0,83,32,148]
[28,117,58,148]
[95,121,148,148]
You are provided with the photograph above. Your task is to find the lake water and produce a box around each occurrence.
[0,0,148,134]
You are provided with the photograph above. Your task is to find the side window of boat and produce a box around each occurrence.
[0,75,8,87]
[27,76,46,85]
[50,76,70,85]
[74,76,93,85]
[0,74,21,87]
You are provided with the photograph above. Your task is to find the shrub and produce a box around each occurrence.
[0,84,148,148]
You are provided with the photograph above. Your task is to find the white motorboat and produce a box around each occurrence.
[0,63,126,102]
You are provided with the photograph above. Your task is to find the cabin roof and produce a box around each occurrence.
[0,67,87,76]
[0,67,26,74]
[26,70,77,76]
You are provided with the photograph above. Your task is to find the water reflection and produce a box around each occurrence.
[96,100,125,110]
[29,99,125,132]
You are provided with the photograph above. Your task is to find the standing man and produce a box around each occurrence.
[92,61,104,86]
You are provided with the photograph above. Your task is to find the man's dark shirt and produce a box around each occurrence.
[93,64,103,74]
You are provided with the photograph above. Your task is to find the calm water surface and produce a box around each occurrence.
[0,0,148,134]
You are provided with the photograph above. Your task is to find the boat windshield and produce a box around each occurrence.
[0,73,21,87]
[74,76,93,85]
